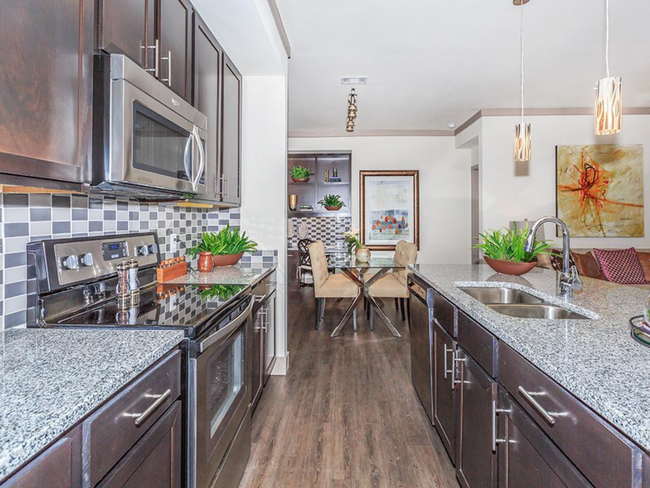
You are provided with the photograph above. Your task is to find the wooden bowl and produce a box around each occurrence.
[291,177,310,183]
[484,257,537,276]
[212,252,244,267]
[324,205,342,211]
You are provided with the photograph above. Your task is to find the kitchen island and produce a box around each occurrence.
[409,264,650,487]
[0,328,184,482]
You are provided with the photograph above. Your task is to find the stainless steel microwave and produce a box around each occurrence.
[92,54,209,199]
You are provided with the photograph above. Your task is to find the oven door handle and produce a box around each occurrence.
[198,298,253,353]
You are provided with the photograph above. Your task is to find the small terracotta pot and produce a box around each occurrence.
[484,256,537,276]
[291,177,309,183]
[324,205,342,211]
[212,252,244,267]
[198,252,214,273]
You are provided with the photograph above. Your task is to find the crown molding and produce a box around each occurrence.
[268,0,291,58]
[288,129,455,138]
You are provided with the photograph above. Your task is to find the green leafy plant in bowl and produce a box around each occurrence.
[289,165,311,182]
[195,284,244,301]
[187,225,258,266]
[473,223,556,275]
[318,194,346,211]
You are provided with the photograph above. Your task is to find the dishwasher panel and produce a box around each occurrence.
[409,275,435,424]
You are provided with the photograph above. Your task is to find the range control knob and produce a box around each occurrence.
[62,255,80,270]
[137,245,150,257]
[80,253,94,267]
[148,243,158,255]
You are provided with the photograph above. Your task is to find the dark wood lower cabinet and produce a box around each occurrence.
[2,428,81,488]
[97,401,182,488]
[497,389,591,488]
[434,320,456,464]
[456,349,497,488]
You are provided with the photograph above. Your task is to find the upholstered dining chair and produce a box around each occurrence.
[368,240,418,329]
[309,240,360,331]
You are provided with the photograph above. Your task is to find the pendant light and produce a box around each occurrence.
[514,0,531,162]
[346,88,358,133]
[594,0,622,135]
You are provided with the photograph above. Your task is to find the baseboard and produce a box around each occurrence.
[271,352,289,375]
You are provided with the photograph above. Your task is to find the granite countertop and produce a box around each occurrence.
[0,328,184,481]
[164,261,277,287]
[409,264,650,452]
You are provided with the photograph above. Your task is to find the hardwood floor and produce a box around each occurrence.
[240,284,458,488]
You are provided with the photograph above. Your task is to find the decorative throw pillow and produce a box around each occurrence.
[635,252,650,283]
[592,248,647,284]
[571,251,605,281]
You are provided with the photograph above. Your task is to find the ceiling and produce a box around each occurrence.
[276,0,650,133]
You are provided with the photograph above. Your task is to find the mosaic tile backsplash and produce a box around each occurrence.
[0,193,243,329]
[287,216,352,249]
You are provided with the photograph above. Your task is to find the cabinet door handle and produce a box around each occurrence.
[124,389,172,427]
[145,39,159,77]
[518,386,564,426]
[161,50,172,86]
[492,400,510,452]
[443,345,453,379]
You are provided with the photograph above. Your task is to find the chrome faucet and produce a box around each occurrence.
[524,216,583,298]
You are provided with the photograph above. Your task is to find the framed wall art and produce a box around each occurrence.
[360,170,419,250]
[556,145,644,237]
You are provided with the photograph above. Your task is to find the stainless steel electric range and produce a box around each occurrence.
[27,232,253,488]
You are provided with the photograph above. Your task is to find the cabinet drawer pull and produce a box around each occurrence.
[518,386,564,426]
[124,389,172,427]
[443,345,453,379]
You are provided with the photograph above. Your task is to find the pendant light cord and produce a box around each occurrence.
[520,5,525,124]
[605,0,610,78]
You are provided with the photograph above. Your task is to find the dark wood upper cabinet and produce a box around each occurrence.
[159,0,192,101]
[456,349,497,488]
[221,54,242,205]
[193,13,222,201]
[99,0,155,70]
[0,0,94,185]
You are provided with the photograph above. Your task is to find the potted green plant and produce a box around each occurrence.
[318,194,346,211]
[289,165,311,183]
[473,224,555,275]
[187,225,258,267]
[344,227,371,262]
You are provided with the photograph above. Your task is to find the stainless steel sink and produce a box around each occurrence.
[487,304,590,320]
[459,287,545,305]
[458,286,591,320]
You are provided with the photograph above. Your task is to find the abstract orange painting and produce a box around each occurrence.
[556,145,644,237]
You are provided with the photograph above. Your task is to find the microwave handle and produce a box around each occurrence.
[183,136,193,185]
[192,127,205,192]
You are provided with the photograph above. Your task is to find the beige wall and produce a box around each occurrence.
[288,136,473,264]
[476,114,650,249]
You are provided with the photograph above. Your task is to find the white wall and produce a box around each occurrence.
[241,74,289,374]
[288,137,474,264]
[476,114,650,249]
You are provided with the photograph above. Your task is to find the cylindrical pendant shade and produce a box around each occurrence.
[594,76,622,135]
[514,123,531,162]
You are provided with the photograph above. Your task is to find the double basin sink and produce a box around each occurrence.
[459,287,590,320]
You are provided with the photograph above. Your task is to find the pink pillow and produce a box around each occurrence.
[592,248,647,284]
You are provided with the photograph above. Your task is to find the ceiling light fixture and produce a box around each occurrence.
[346,88,358,133]
[595,0,622,135]
[513,0,531,162]
[341,77,368,85]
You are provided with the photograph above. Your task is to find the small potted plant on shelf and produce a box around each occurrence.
[187,225,258,267]
[289,165,311,183]
[344,227,370,263]
[318,194,346,211]
[474,223,555,276]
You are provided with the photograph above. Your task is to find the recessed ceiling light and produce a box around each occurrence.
[341,77,368,85]
[448,123,456,129]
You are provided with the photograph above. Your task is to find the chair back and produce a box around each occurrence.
[308,241,330,294]
[394,240,418,286]
[298,238,314,267]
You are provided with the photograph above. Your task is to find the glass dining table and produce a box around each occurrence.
[327,253,405,338]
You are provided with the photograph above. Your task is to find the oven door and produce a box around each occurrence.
[110,79,206,195]
[190,298,253,488]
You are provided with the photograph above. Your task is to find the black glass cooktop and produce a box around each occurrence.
[53,284,249,337]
